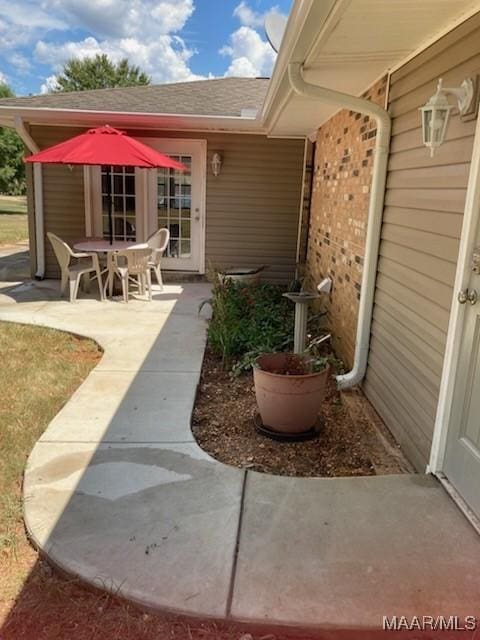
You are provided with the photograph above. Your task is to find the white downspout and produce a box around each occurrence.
[288,63,392,389]
[14,116,45,279]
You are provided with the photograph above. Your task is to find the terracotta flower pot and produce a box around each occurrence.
[253,352,329,434]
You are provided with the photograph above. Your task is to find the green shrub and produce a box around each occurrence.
[206,279,295,371]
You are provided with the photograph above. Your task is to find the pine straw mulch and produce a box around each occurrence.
[192,349,408,477]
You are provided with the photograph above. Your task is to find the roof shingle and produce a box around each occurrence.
[0,77,269,117]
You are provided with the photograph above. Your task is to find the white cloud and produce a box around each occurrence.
[0,70,8,85]
[40,74,59,94]
[46,0,194,39]
[0,0,66,31]
[233,1,265,28]
[233,1,281,29]
[36,34,204,85]
[8,53,32,74]
[220,3,286,78]
[0,0,67,51]
[36,36,107,65]
[221,25,276,78]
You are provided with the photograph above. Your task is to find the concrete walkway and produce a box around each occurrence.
[1,280,480,634]
[0,244,30,283]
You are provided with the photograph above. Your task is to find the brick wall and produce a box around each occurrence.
[305,76,388,368]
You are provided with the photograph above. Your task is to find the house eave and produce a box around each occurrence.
[260,0,341,130]
[262,0,480,138]
[0,106,267,135]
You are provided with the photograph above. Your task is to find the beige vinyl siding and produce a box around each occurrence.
[363,12,480,470]
[31,126,88,278]
[30,126,304,283]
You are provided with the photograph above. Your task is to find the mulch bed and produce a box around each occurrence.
[192,349,407,477]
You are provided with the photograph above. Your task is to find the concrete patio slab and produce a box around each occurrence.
[26,302,173,340]
[41,371,198,443]
[0,245,30,281]
[24,441,243,618]
[0,280,55,304]
[94,314,207,373]
[231,472,480,627]
[144,283,212,316]
[0,298,49,318]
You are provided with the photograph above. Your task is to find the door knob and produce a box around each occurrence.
[458,289,478,304]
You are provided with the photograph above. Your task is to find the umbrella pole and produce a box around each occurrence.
[106,165,113,244]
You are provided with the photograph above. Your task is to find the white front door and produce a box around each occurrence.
[144,138,206,272]
[443,237,480,519]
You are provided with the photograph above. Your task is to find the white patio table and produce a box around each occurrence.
[73,239,148,299]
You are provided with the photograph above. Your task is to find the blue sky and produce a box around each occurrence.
[0,0,292,96]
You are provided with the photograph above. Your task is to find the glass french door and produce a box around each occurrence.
[87,165,142,242]
[157,155,193,262]
[101,165,137,241]
[145,139,206,272]
[86,139,206,271]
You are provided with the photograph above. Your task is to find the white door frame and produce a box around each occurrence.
[429,113,480,474]
[83,138,207,273]
[140,137,207,273]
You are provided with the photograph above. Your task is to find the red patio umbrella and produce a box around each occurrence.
[25,125,187,244]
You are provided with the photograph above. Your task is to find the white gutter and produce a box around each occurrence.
[0,106,265,135]
[288,63,391,389]
[0,104,260,121]
[14,116,45,279]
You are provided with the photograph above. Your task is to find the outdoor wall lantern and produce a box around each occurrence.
[420,77,474,156]
[211,152,222,176]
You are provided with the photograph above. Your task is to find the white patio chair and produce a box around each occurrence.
[110,248,153,303]
[146,228,170,290]
[47,232,104,303]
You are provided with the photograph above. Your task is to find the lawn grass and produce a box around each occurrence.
[0,196,27,215]
[0,322,99,631]
[0,321,294,640]
[0,196,28,246]
[0,323,102,562]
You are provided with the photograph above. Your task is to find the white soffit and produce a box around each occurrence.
[265,0,480,137]
[0,107,264,134]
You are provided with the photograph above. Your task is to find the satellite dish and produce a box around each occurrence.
[265,13,287,53]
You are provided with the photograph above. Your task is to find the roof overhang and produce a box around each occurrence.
[263,0,480,138]
[0,106,267,136]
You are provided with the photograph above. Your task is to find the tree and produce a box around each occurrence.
[0,83,26,195]
[55,54,151,92]
[0,84,13,99]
